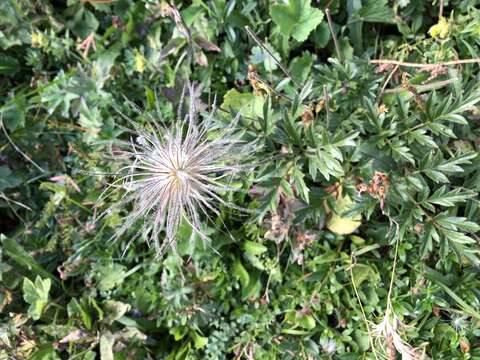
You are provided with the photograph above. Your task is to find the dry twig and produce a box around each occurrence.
[0,118,46,173]
[325,9,342,62]
[378,65,399,99]
[439,0,444,19]
[245,26,301,88]
[371,58,480,68]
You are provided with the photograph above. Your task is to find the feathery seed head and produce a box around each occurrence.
[372,312,421,360]
[96,84,254,257]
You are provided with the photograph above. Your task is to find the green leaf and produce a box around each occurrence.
[99,332,115,360]
[327,194,362,235]
[281,328,312,335]
[425,186,476,207]
[244,240,268,256]
[191,332,208,349]
[29,345,61,360]
[244,253,265,270]
[78,105,103,143]
[103,300,131,325]
[92,263,127,292]
[331,132,359,147]
[280,179,294,198]
[0,93,27,131]
[421,152,476,183]
[170,326,188,341]
[295,313,316,330]
[354,330,371,352]
[68,298,92,330]
[241,271,262,300]
[311,22,330,48]
[2,236,59,285]
[424,170,449,183]
[390,139,415,164]
[270,0,324,42]
[232,258,250,290]
[442,229,476,244]
[250,45,281,72]
[409,128,438,148]
[0,55,19,76]
[0,165,21,191]
[436,215,480,232]
[351,263,379,287]
[243,241,267,270]
[283,112,302,146]
[435,153,477,173]
[350,0,395,24]
[425,267,480,320]
[293,168,310,203]
[435,89,480,124]
[94,42,121,84]
[23,276,51,320]
[289,52,313,84]
[221,89,265,118]
[353,244,381,257]
[348,0,363,53]
[71,10,99,39]
[314,149,344,180]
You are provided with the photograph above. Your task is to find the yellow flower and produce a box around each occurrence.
[31,31,46,48]
[429,17,449,39]
[134,49,147,73]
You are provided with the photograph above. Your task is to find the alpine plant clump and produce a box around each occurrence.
[96,85,254,257]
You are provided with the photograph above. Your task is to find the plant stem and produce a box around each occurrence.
[325,9,342,62]
[371,58,480,68]
[323,85,330,128]
[245,26,301,88]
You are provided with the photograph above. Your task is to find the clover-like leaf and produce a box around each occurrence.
[270,0,324,42]
[23,276,51,320]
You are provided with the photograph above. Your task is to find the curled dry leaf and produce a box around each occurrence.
[50,175,81,193]
[59,329,89,344]
[194,36,221,52]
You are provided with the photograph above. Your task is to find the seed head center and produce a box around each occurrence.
[170,168,188,187]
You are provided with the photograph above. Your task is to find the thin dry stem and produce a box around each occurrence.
[378,64,399,99]
[0,118,46,173]
[0,192,30,224]
[349,253,380,360]
[323,85,330,128]
[384,78,457,94]
[371,58,480,68]
[325,9,342,62]
[244,26,301,88]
